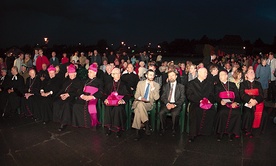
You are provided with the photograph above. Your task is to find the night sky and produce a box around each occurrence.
[1,0,276,48]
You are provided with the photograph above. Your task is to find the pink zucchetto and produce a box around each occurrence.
[67,64,76,73]
[47,65,56,72]
[88,64,98,72]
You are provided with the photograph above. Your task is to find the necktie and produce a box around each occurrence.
[144,83,150,100]
[168,83,174,101]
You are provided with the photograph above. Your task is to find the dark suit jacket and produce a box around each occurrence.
[161,82,185,107]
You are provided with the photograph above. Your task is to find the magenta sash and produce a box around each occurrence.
[244,89,264,128]
[83,86,98,114]
[200,98,213,110]
[106,92,124,106]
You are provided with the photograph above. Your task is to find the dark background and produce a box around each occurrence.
[1,0,276,49]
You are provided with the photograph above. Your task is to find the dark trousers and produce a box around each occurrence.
[268,81,276,101]
[159,106,181,131]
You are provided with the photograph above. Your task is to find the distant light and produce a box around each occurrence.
[111,43,114,46]
[243,46,246,50]
[121,42,124,45]
[158,45,161,48]
[106,47,108,50]
[134,44,137,47]
[149,43,151,45]
[79,43,81,45]
[44,37,48,42]
[36,43,39,46]
[128,47,130,49]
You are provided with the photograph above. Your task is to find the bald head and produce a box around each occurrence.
[197,67,208,81]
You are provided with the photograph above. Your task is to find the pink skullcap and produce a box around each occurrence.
[67,64,76,73]
[88,64,98,72]
[47,65,56,72]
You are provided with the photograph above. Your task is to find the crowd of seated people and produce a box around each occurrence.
[0,49,276,142]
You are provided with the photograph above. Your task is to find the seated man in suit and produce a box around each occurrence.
[159,70,185,136]
[132,69,160,141]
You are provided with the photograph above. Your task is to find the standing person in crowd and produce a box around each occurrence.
[100,59,108,73]
[71,51,79,65]
[53,65,80,131]
[49,51,59,66]
[121,63,140,95]
[24,53,33,69]
[148,63,163,86]
[186,67,216,142]
[36,49,50,72]
[79,52,87,67]
[0,68,10,116]
[107,51,115,64]
[178,62,188,86]
[138,61,147,80]
[72,64,103,129]
[0,58,6,70]
[215,71,241,141]
[132,69,160,141]
[14,53,24,73]
[103,64,113,88]
[208,65,219,85]
[90,50,102,65]
[267,52,276,102]
[5,52,15,75]
[21,69,40,118]
[203,54,216,70]
[20,64,29,83]
[159,70,185,136]
[240,69,266,137]
[229,69,243,89]
[256,58,271,99]
[188,64,197,82]
[61,53,69,64]
[103,68,129,138]
[4,66,25,117]
[34,65,62,124]
[32,49,39,69]
[38,63,49,88]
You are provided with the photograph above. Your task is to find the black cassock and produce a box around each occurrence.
[240,80,266,133]
[214,82,241,136]
[102,80,129,132]
[5,74,25,116]
[72,78,103,128]
[21,76,41,117]
[53,77,81,125]
[34,76,62,122]
[186,78,216,137]
[0,75,10,115]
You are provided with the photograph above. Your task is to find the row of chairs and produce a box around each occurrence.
[98,99,188,133]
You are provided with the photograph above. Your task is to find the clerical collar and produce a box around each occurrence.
[114,79,119,82]
[248,79,254,83]
[197,78,204,82]
[222,81,227,84]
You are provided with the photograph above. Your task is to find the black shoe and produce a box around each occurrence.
[58,124,66,132]
[188,136,195,143]
[144,121,151,136]
[159,129,165,136]
[229,134,234,141]
[134,130,141,141]
[105,129,111,136]
[217,134,223,142]
[172,130,176,137]
[116,131,121,138]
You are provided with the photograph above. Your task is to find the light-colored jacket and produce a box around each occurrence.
[132,80,160,108]
[267,58,276,81]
